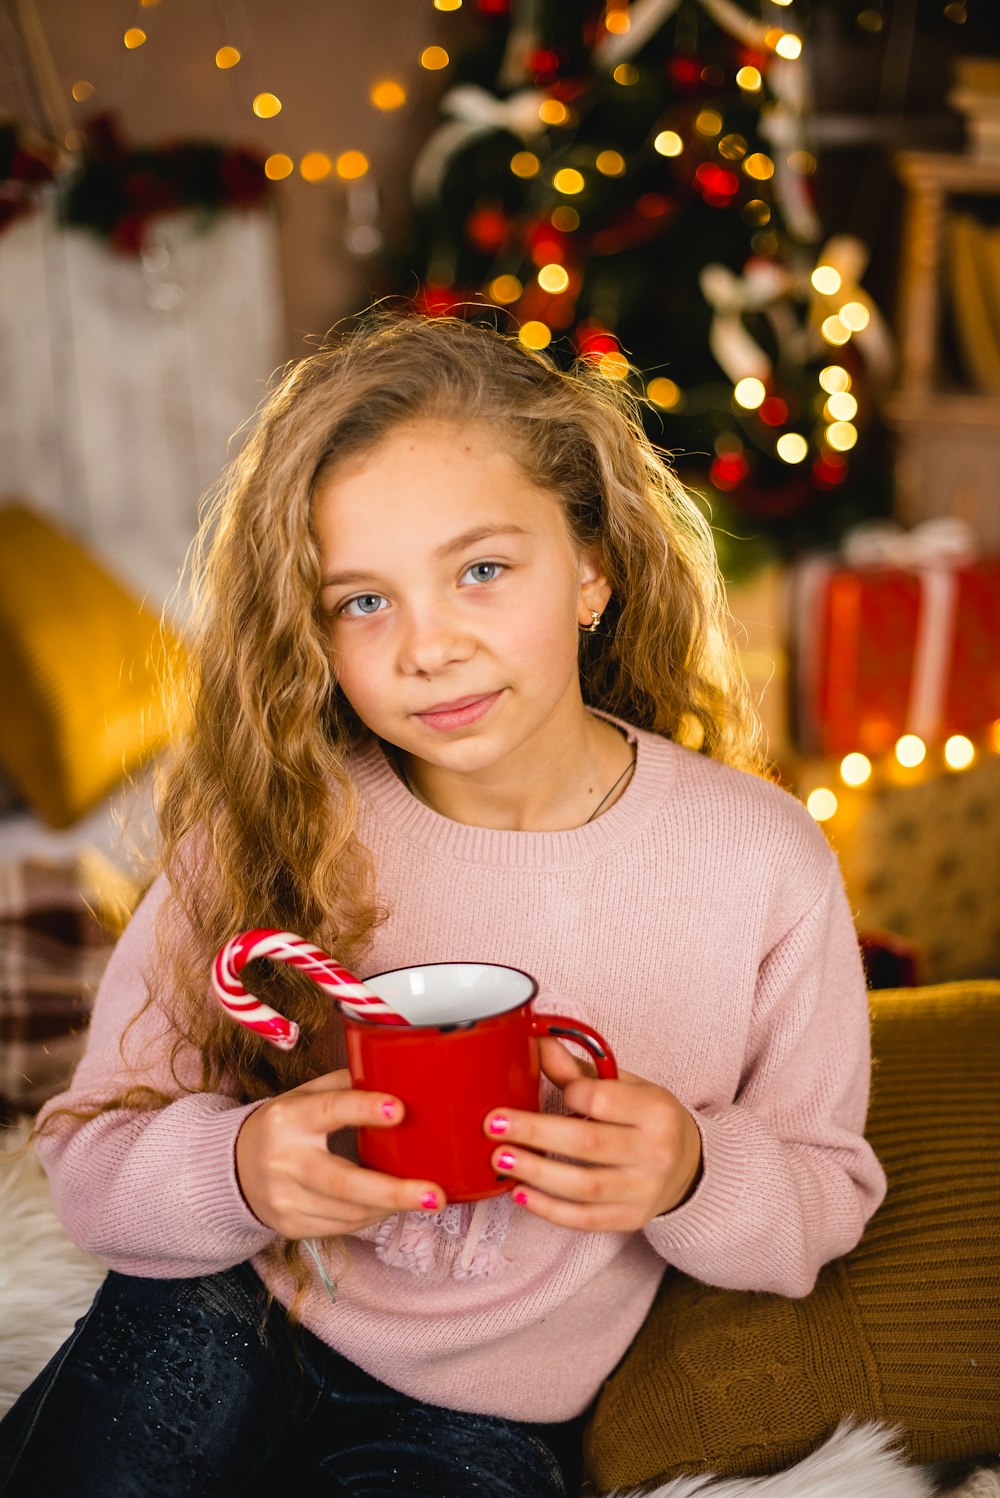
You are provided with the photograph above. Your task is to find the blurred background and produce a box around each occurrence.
[1,0,998,1095]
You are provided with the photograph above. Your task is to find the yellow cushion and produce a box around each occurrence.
[0,504,176,828]
[584,981,1000,1487]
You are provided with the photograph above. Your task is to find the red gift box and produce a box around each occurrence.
[791,553,1000,757]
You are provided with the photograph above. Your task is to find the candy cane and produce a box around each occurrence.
[212,928,408,1050]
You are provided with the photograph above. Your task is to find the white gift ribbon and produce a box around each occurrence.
[411,85,545,207]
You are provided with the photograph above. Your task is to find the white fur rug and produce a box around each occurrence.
[1,1126,997,1498]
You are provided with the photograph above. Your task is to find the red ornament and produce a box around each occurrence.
[466,205,511,254]
[759,396,789,427]
[710,452,750,491]
[813,454,848,488]
[669,56,701,90]
[575,320,619,358]
[694,161,739,208]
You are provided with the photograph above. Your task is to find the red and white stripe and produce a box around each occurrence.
[212,928,408,1050]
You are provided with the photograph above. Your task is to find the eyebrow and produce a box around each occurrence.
[320,525,529,589]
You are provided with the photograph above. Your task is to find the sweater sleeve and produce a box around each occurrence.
[643,850,886,1297]
[33,874,282,1277]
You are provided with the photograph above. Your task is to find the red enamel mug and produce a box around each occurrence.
[342,962,618,1203]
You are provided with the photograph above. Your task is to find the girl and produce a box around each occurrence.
[0,314,885,1498]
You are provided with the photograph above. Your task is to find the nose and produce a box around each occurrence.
[398,601,475,677]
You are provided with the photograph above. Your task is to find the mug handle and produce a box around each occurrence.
[532,1014,618,1080]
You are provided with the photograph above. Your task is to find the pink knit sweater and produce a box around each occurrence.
[36,721,886,1422]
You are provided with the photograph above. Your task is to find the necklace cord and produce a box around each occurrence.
[392,746,636,825]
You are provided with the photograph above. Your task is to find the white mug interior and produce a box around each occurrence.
[361,962,537,1027]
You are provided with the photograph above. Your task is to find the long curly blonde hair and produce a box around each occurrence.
[155,311,763,1104]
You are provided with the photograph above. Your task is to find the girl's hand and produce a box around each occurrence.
[484,1038,702,1231]
[236,1069,446,1239]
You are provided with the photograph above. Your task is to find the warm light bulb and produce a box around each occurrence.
[123,28,147,48]
[654,131,683,157]
[539,98,568,125]
[253,93,282,118]
[599,351,630,380]
[538,263,570,293]
[776,433,808,464]
[736,66,762,91]
[519,321,552,350]
[819,365,851,394]
[419,46,450,70]
[840,752,872,787]
[774,33,803,59]
[595,149,626,176]
[895,735,926,768]
[335,151,369,180]
[811,265,842,296]
[944,735,975,770]
[807,788,838,821]
[300,152,333,183]
[734,377,766,409]
[647,377,681,409]
[840,300,871,331]
[825,392,858,421]
[510,151,540,178]
[264,154,294,181]
[553,168,585,194]
[826,421,858,452]
[488,274,522,304]
[215,46,240,68]
[821,315,851,346]
[371,80,406,110]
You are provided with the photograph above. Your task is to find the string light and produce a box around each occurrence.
[253,93,282,118]
[336,151,369,180]
[825,421,858,451]
[811,265,841,295]
[840,753,872,787]
[807,788,838,821]
[736,66,762,91]
[489,274,522,304]
[695,109,723,136]
[371,81,406,110]
[215,46,240,68]
[895,735,927,768]
[510,151,540,178]
[123,28,147,48]
[647,377,682,408]
[654,131,683,157]
[539,99,569,125]
[551,206,580,231]
[742,199,771,226]
[519,321,552,350]
[434,0,462,8]
[776,432,808,463]
[553,168,585,194]
[599,350,630,379]
[821,315,851,345]
[264,154,293,180]
[743,153,774,180]
[595,150,626,176]
[824,391,858,421]
[774,33,803,59]
[71,80,94,101]
[613,63,639,85]
[734,377,766,409]
[605,8,631,34]
[944,735,975,769]
[538,263,570,293]
[300,152,333,182]
[819,365,851,394]
[840,301,871,331]
[420,46,450,70]
[719,134,748,161]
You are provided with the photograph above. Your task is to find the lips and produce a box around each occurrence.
[413,691,502,731]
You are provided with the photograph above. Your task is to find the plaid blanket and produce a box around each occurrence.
[0,854,142,1117]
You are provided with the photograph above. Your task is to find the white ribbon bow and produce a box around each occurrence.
[699,259,791,381]
[411,84,544,207]
[841,517,977,570]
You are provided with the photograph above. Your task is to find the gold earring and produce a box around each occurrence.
[580,609,601,633]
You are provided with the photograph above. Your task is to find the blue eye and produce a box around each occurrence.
[461,562,503,586]
[342,593,387,617]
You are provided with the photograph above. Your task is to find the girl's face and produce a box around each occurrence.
[314,420,610,787]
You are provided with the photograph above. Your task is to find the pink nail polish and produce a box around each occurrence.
[496,1151,516,1171]
[381,1100,397,1120]
[513,1189,528,1206]
[420,1192,440,1211]
[488,1115,509,1136]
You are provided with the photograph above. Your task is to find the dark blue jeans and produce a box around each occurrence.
[0,1263,586,1497]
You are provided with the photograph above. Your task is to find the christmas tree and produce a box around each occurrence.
[382,0,893,575]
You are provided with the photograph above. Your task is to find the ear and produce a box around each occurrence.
[577,551,612,628]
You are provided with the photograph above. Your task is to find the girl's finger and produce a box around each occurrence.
[304,1152,446,1216]
[493,1146,641,1205]
[508,1183,646,1234]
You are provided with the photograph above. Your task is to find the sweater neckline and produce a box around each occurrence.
[352,711,678,869]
